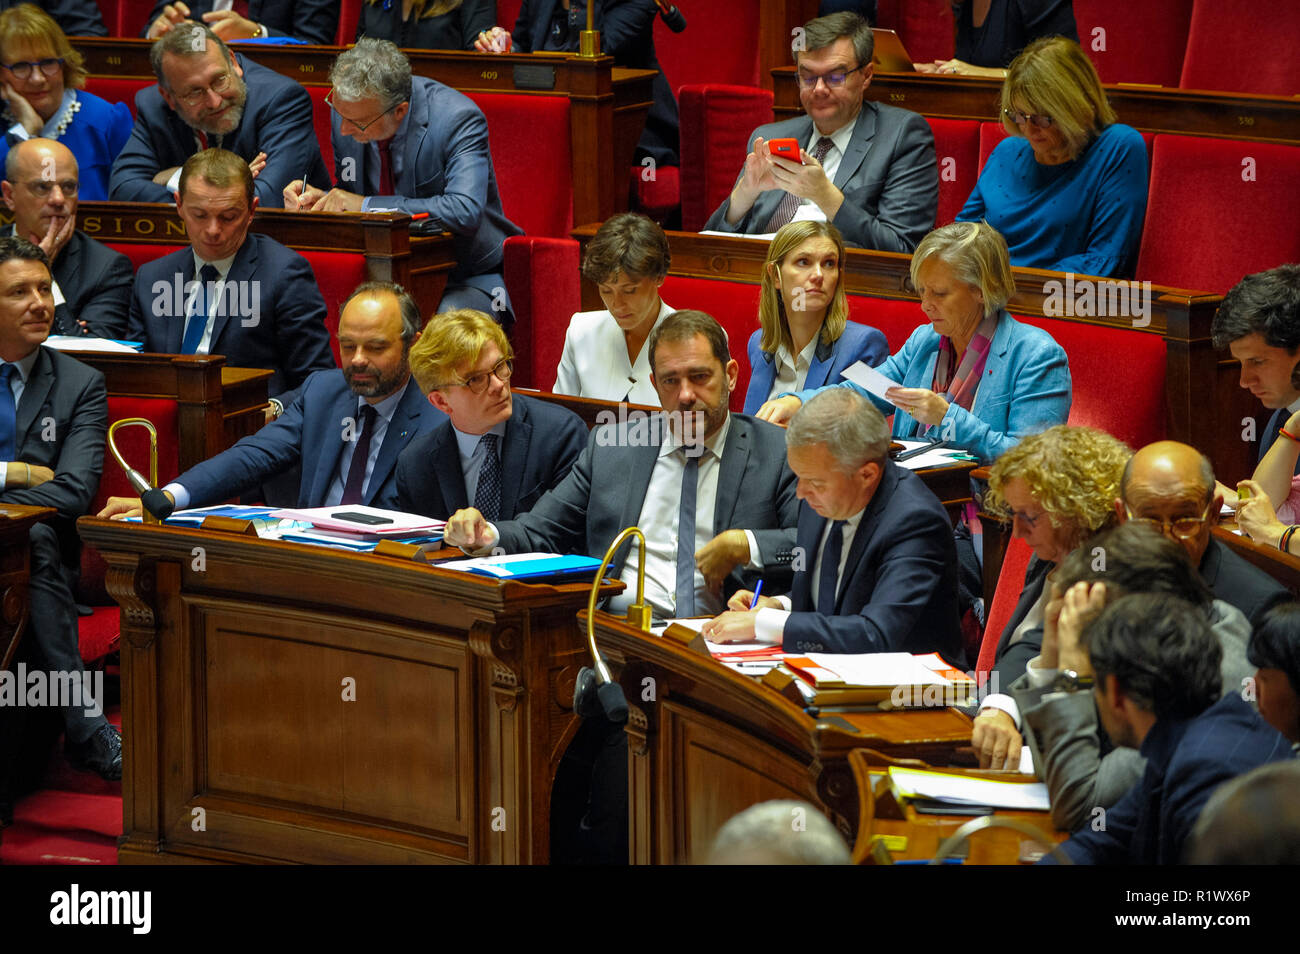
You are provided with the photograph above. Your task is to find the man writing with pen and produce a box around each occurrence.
[283,38,521,325]
[705,387,964,659]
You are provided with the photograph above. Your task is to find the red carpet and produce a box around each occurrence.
[0,709,122,865]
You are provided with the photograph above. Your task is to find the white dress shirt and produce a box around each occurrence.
[184,250,238,354]
[765,332,821,407]
[789,113,859,225]
[553,299,674,406]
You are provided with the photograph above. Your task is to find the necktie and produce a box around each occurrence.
[377,137,395,195]
[763,136,835,233]
[473,432,502,521]
[0,365,15,462]
[816,520,845,613]
[675,452,699,616]
[341,404,377,505]
[181,264,219,355]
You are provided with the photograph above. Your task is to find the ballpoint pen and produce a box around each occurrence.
[749,580,764,609]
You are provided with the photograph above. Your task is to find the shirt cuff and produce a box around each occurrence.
[165,166,182,195]
[753,607,789,645]
[0,463,8,490]
[1026,658,1059,688]
[163,482,190,511]
[742,529,762,570]
[979,692,1021,730]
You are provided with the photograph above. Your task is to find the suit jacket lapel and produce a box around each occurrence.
[51,234,82,336]
[805,336,836,391]
[833,103,878,190]
[790,503,822,611]
[209,238,257,351]
[619,424,662,530]
[833,462,899,610]
[363,380,423,507]
[15,348,54,442]
[309,386,357,506]
[431,424,468,513]
[712,416,751,534]
[497,399,530,519]
[166,254,195,354]
[397,86,430,195]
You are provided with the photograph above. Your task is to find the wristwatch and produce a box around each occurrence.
[1051,669,1094,692]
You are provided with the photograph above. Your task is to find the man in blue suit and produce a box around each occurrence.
[397,308,585,521]
[704,11,937,252]
[126,148,334,415]
[285,38,522,323]
[708,387,962,660]
[110,22,329,207]
[101,281,444,518]
[1042,592,1293,865]
[143,0,338,45]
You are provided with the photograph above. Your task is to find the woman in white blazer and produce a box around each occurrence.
[553,213,673,406]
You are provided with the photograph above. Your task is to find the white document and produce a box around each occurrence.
[889,767,1050,810]
[270,504,445,536]
[44,335,140,353]
[803,652,953,687]
[841,360,903,401]
[698,230,778,241]
[439,552,568,575]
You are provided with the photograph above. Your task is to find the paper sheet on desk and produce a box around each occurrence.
[654,618,784,660]
[888,766,1049,811]
[698,230,778,241]
[890,439,970,471]
[841,360,903,401]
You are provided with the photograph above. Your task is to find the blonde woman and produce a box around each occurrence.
[956,36,1147,277]
[743,220,887,414]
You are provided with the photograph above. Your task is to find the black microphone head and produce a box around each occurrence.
[660,5,686,31]
[574,666,603,718]
[596,680,629,725]
[141,488,175,520]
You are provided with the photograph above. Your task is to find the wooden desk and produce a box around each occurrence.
[76,517,622,864]
[1211,525,1300,595]
[587,610,976,863]
[0,506,57,673]
[68,352,270,471]
[773,69,1300,146]
[70,39,652,225]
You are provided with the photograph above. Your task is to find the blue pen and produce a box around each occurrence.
[749,580,764,609]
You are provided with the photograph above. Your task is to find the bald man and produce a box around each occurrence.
[1117,440,1289,628]
[1,139,132,338]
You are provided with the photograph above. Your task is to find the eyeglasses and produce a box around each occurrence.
[1004,108,1054,129]
[1124,503,1213,541]
[795,63,867,89]
[1,57,63,80]
[325,89,397,133]
[447,357,513,394]
[21,178,78,198]
[177,70,235,107]
[1010,508,1044,529]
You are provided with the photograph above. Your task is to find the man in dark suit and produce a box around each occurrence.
[0,0,105,35]
[703,11,937,252]
[1043,592,1291,865]
[0,237,118,779]
[143,0,339,45]
[2,139,132,339]
[707,387,962,659]
[126,148,334,416]
[397,308,584,521]
[285,38,522,322]
[443,310,799,617]
[110,21,329,207]
[101,281,442,519]
[475,0,679,167]
[1211,264,1300,473]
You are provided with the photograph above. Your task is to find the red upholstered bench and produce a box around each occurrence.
[463,91,573,238]
[105,242,185,274]
[1074,0,1193,87]
[926,118,979,228]
[503,235,580,390]
[678,84,773,232]
[83,76,152,117]
[303,250,367,364]
[307,85,335,176]
[976,535,1033,676]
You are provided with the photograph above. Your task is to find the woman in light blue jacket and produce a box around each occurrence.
[757,220,1071,466]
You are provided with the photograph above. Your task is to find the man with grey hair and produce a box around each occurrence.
[707,387,962,658]
[110,21,329,206]
[703,10,937,252]
[286,38,522,324]
[708,800,851,865]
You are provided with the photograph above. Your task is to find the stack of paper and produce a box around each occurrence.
[438,552,603,582]
[783,652,975,707]
[887,767,1049,810]
[269,505,445,538]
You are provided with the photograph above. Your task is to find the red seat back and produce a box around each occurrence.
[1180,0,1300,96]
[926,117,980,227]
[306,85,335,176]
[977,535,1033,675]
[1137,135,1300,293]
[978,121,1010,171]
[105,242,186,273]
[847,295,924,352]
[119,0,154,36]
[338,0,362,44]
[678,84,773,232]
[1016,312,1166,449]
[463,91,573,238]
[876,0,955,64]
[497,0,524,33]
[503,235,580,389]
[659,275,762,409]
[654,3,759,92]
[83,77,152,117]
[1074,0,1193,86]
[302,251,368,365]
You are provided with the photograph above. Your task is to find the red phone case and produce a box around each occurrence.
[768,138,803,163]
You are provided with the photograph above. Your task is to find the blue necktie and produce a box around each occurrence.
[817,520,845,613]
[676,452,699,616]
[181,264,220,355]
[473,432,502,521]
[0,364,15,462]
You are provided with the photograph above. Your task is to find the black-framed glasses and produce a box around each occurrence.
[449,357,513,394]
[325,89,397,133]
[177,70,234,107]
[1004,108,1054,129]
[20,178,78,198]
[1124,503,1213,541]
[1,57,63,80]
[795,63,867,89]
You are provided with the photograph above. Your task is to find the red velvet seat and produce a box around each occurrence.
[677,84,773,232]
[630,165,681,226]
[302,250,368,364]
[1180,0,1300,96]
[117,0,154,36]
[976,535,1033,675]
[82,77,151,117]
[876,0,955,64]
[337,0,362,44]
[1074,0,1193,87]
[463,91,573,238]
[1136,135,1300,293]
[306,85,335,176]
[503,235,580,390]
[654,3,758,92]
[660,275,762,409]
[847,295,924,352]
[926,117,980,227]
[105,242,185,274]
[978,121,1009,172]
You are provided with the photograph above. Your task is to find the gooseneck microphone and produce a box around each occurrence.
[654,0,686,33]
[107,419,174,523]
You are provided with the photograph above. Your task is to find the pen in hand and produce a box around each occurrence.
[749,580,764,609]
